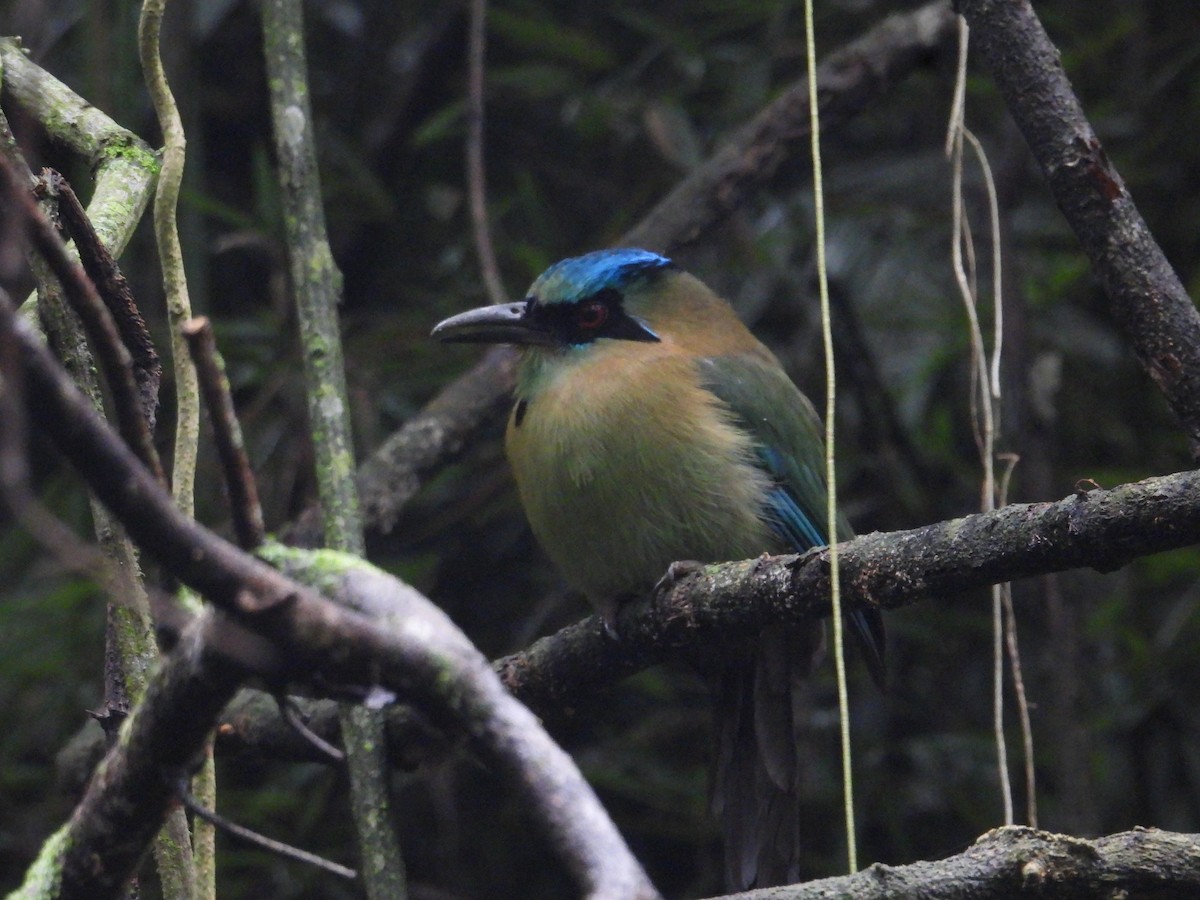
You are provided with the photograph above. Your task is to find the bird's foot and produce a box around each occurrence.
[653,560,705,600]
[598,593,636,640]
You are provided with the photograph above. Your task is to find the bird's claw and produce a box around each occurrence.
[653,560,705,600]
[597,594,630,640]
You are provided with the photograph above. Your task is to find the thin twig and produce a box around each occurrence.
[275,694,346,763]
[0,156,165,485]
[803,0,856,873]
[54,169,161,430]
[997,452,1036,827]
[946,18,1012,824]
[139,0,201,517]
[183,317,266,550]
[466,0,506,306]
[1005,583,1036,826]
[178,780,357,881]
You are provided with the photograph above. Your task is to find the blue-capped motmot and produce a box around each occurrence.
[433,248,884,889]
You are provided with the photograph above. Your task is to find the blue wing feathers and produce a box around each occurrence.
[700,352,886,688]
[759,446,826,551]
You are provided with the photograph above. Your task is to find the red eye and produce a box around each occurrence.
[576,300,609,330]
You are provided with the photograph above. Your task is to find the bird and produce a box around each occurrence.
[433,247,884,889]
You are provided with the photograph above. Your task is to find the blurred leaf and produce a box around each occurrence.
[488,8,619,71]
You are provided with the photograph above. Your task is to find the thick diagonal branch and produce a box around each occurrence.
[958,0,1200,457]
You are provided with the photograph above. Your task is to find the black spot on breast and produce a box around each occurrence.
[513,398,528,428]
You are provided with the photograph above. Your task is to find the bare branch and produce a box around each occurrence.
[623,0,956,251]
[0,37,157,266]
[707,826,1200,899]
[54,611,245,898]
[261,0,403,891]
[466,0,507,306]
[183,316,266,549]
[139,0,201,520]
[274,694,345,763]
[58,689,451,796]
[68,469,1200,770]
[0,157,164,485]
[56,171,161,431]
[178,780,356,881]
[958,0,1200,458]
[498,471,1200,715]
[263,546,662,900]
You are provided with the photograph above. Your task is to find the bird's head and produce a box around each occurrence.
[431,248,671,353]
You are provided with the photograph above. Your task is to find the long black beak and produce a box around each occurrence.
[431,302,555,346]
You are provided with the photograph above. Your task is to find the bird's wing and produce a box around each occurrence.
[697,353,843,547]
[698,352,886,686]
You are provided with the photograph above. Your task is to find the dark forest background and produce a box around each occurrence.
[1,0,1199,897]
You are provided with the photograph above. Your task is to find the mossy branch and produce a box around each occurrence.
[0,37,158,300]
[0,34,193,899]
[260,0,406,896]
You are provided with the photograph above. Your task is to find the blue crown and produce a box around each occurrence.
[530,249,674,303]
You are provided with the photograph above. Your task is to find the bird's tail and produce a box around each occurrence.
[850,604,887,691]
[711,625,824,890]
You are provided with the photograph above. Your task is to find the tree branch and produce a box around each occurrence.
[957,0,1200,458]
[0,161,164,485]
[54,613,245,898]
[708,826,1200,899]
[622,0,956,251]
[261,0,406,891]
[0,37,158,268]
[497,471,1200,715]
[101,468,1198,765]
[56,688,451,799]
[466,0,506,306]
[56,171,161,432]
[261,544,661,900]
[183,317,265,550]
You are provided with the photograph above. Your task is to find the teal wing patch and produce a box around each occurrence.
[759,444,828,550]
[698,352,886,687]
[696,353,846,549]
